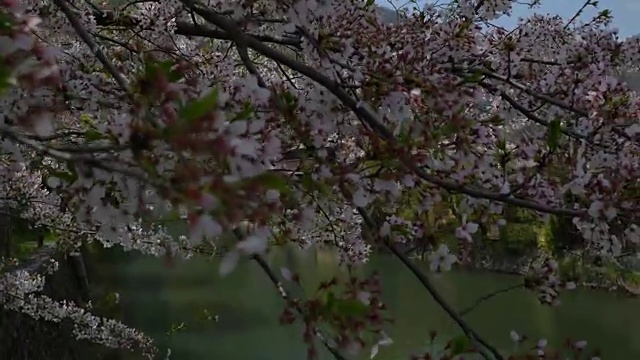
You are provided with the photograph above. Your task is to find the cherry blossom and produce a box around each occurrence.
[455,215,480,242]
[369,331,393,359]
[510,330,521,343]
[428,244,458,272]
[1,0,639,358]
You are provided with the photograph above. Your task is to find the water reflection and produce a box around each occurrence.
[105,246,640,359]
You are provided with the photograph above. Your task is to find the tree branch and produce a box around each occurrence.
[385,240,502,359]
[459,283,524,317]
[90,10,302,48]
[178,0,585,219]
[476,67,640,145]
[251,256,347,360]
[53,0,131,97]
[230,230,346,360]
[355,206,504,360]
[478,81,609,150]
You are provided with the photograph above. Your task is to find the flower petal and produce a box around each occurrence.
[219,250,240,276]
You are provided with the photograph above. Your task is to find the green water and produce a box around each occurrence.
[102,246,640,359]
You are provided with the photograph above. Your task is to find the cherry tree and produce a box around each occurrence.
[0,0,639,359]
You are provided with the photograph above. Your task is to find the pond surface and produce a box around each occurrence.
[101,245,640,360]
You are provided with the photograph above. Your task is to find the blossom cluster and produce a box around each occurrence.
[0,0,639,358]
[0,269,155,357]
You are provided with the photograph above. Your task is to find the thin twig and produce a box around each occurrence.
[564,0,593,30]
[459,283,524,316]
[356,207,504,360]
[252,255,347,360]
[384,240,503,360]
[179,0,585,219]
[53,0,131,97]
[230,229,347,360]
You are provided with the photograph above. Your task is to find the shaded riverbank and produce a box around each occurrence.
[453,252,640,297]
[96,245,640,359]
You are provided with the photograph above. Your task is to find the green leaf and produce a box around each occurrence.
[496,136,507,151]
[44,230,57,242]
[144,60,183,83]
[449,335,472,356]
[325,292,336,308]
[547,118,562,151]
[0,12,13,30]
[599,9,611,18]
[80,114,94,127]
[362,166,384,177]
[84,129,104,141]
[0,61,15,94]
[396,121,414,145]
[280,90,298,109]
[137,156,160,178]
[317,291,337,317]
[334,298,368,317]
[320,292,369,318]
[461,71,484,84]
[65,161,79,180]
[179,88,219,124]
[166,322,186,336]
[245,172,291,194]
[232,103,254,122]
[299,173,332,197]
[50,170,77,184]
[391,224,412,236]
[365,0,375,7]
[445,123,459,136]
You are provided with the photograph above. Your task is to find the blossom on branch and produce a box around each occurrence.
[1,0,639,358]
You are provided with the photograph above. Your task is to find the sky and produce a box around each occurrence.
[375,0,640,38]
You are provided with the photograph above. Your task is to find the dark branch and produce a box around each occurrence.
[53,0,131,97]
[230,229,346,360]
[179,0,585,218]
[459,283,524,316]
[355,206,504,360]
[90,10,302,48]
